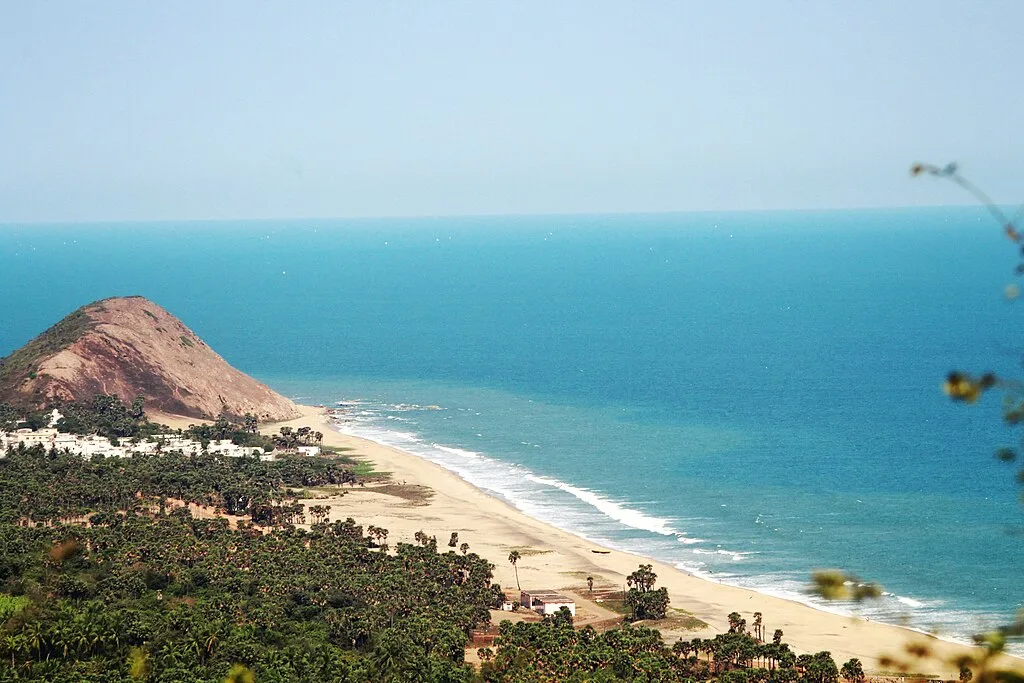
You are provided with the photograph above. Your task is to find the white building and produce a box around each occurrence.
[297,445,321,457]
[520,590,576,617]
[0,430,274,461]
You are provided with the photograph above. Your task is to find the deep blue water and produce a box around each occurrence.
[2,209,1022,648]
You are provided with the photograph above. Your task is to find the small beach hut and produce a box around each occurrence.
[519,589,576,617]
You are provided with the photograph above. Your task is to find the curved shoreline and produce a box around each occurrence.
[328,413,973,641]
[270,405,1022,676]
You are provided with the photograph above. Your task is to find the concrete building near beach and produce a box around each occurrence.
[1,430,274,461]
[520,589,576,617]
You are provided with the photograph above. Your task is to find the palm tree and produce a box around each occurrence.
[672,639,692,660]
[727,611,743,633]
[841,658,866,683]
[689,638,704,662]
[508,550,522,590]
[202,631,218,664]
[586,576,594,593]
[3,633,25,667]
[23,622,47,661]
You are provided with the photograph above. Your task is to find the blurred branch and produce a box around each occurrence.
[910,162,1024,238]
[810,569,882,602]
[910,162,1024,680]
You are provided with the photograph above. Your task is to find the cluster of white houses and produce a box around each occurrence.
[0,428,321,461]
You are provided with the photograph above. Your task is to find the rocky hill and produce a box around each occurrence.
[0,297,300,422]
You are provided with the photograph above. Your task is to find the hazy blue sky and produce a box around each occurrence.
[2,1,1022,222]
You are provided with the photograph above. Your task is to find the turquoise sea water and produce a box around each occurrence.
[2,209,1022,650]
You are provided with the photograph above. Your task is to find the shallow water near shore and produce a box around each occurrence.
[2,208,1023,652]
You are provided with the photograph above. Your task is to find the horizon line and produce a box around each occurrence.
[0,202,994,227]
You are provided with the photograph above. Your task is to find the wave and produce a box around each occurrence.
[675,562,716,582]
[892,593,933,610]
[892,594,927,609]
[525,474,679,537]
[727,576,993,653]
[678,536,706,545]
[691,548,755,562]
[324,401,1022,657]
[329,410,699,546]
[432,444,483,460]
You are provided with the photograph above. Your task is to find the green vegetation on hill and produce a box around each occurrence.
[56,394,157,439]
[0,404,21,431]
[0,393,159,435]
[0,304,96,401]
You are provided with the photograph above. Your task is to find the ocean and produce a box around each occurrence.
[1,208,1022,652]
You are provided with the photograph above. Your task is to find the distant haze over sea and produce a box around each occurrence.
[2,208,1022,650]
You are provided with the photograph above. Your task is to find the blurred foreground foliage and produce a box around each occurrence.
[803,163,1024,683]
[809,571,882,603]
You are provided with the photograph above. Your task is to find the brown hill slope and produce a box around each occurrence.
[0,297,300,422]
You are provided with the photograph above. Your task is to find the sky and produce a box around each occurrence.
[1,1,1022,222]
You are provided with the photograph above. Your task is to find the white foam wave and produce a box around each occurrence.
[676,563,714,581]
[895,595,926,608]
[379,430,421,443]
[330,410,684,540]
[432,444,483,460]
[691,548,753,561]
[324,404,1017,655]
[386,403,444,412]
[525,474,678,536]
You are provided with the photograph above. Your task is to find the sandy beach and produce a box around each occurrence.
[252,405,1018,678]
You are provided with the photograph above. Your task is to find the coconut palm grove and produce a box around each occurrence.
[0,396,878,682]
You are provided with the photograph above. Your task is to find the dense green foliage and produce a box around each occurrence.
[0,445,354,525]
[272,426,324,450]
[624,564,669,622]
[0,445,497,682]
[55,394,158,440]
[0,595,28,623]
[0,405,20,432]
[478,616,854,683]
[839,658,864,683]
[482,620,681,681]
[0,402,912,682]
